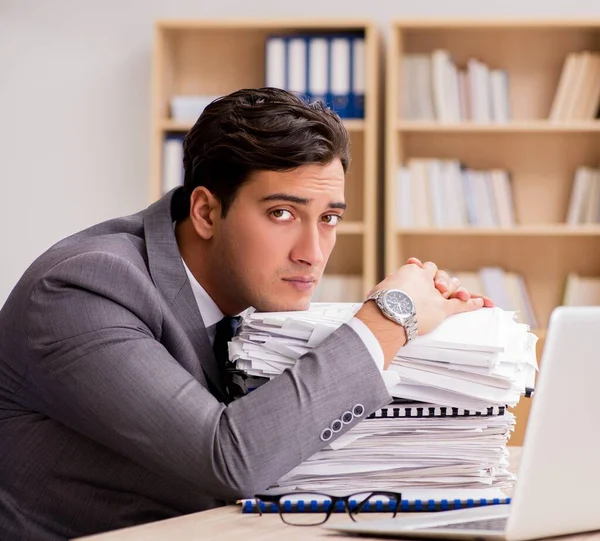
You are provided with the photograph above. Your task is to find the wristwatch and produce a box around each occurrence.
[365,289,419,342]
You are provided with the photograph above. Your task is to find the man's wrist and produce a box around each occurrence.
[355,300,407,369]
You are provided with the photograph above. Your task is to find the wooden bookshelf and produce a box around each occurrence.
[151,19,381,296]
[397,120,600,132]
[386,20,600,445]
[396,225,600,236]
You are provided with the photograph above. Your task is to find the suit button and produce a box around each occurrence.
[342,411,353,424]
[352,404,365,418]
[331,419,343,433]
[320,428,333,442]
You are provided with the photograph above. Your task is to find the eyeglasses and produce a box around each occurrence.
[253,491,403,526]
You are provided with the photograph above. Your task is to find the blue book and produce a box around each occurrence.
[330,35,353,118]
[307,36,328,106]
[350,35,365,118]
[265,31,365,119]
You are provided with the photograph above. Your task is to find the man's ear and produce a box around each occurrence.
[189,186,221,240]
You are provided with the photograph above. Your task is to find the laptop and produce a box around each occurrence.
[328,306,600,541]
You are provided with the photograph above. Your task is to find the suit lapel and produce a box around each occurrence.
[142,189,227,400]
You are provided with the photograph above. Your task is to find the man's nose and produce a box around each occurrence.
[290,225,325,267]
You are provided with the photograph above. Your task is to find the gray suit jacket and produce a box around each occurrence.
[0,189,392,540]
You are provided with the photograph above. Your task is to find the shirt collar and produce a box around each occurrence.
[180,258,224,329]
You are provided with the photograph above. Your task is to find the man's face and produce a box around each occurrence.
[211,159,345,312]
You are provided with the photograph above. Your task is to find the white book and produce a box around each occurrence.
[457,70,469,121]
[568,52,595,120]
[566,167,593,224]
[549,53,578,121]
[583,55,600,119]
[563,273,600,306]
[265,36,286,89]
[478,61,492,123]
[308,37,328,103]
[490,70,510,123]
[287,38,307,94]
[401,55,417,119]
[563,53,587,120]
[161,137,183,194]
[352,37,366,112]
[584,169,600,223]
[450,161,468,226]
[515,274,538,329]
[446,59,462,122]
[468,59,492,123]
[496,170,516,227]
[428,160,446,227]
[432,49,452,122]
[439,161,460,227]
[461,169,478,226]
[469,171,493,226]
[479,267,512,312]
[396,166,413,227]
[595,170,600,222]
[330,37,351,113]
[409,160,432,227]
[412,55,436,120]
[483,172,499,226]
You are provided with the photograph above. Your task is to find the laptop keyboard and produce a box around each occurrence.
[425,517,508,531]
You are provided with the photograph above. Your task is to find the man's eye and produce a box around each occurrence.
[322,215,342,226]
[271,209,293,221]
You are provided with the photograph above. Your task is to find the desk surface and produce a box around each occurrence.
[75,447,599,541]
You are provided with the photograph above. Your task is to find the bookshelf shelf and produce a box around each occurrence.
[396,225,600,236]
[387,19,600,445]
[159,119,194,132]
[337,221,365,235]
[382,19,600,29]
[152,19,380,297]
[340,119,367,132]
[160,118,366,133]
[397,121,600,133]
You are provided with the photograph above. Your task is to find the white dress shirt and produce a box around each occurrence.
[181,260,400,388]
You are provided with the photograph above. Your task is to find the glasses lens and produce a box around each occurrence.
[278,493,333,526]
[349,492,400,522]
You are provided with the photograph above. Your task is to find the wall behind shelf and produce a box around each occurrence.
[1,0,600,306]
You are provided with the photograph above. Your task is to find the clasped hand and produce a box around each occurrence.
[369,257,494,338]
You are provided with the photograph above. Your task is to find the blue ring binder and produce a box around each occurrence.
[244,495,511,514]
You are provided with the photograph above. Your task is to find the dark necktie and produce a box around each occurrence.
[212,316,242,404]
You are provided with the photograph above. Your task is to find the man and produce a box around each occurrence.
[0,88,489,540]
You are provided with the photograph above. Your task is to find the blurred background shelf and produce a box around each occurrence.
[395,225,600,236]
[386,19,600,445]
[336,221,366,235]
[160,117,366,132]
[396,120,600,132]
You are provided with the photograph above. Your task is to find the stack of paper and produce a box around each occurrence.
[228,304,536,492]
[229,304,538,410]
[274,407,516,492]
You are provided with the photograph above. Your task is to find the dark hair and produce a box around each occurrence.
[174,87,350,219]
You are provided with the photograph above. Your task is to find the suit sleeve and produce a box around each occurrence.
[25,251,393,499]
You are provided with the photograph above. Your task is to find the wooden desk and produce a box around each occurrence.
[73,447,594,541]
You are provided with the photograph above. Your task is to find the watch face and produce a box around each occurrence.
[384,290,414,318]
